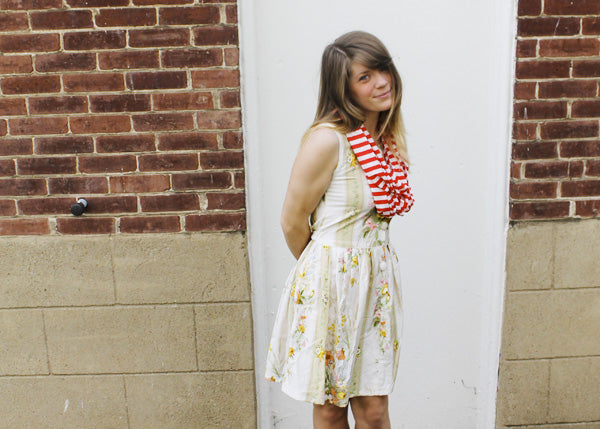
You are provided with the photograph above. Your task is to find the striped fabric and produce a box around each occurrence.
[346,125,414,217]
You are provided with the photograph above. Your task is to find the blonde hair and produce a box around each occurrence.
[307,31,409,162]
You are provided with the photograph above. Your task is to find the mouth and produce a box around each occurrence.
[374,90,391,99]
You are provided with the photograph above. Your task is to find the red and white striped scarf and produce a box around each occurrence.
[346,125,414,218]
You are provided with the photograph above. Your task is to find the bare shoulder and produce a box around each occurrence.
[299,126,339,166]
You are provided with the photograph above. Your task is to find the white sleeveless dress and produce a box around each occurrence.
[265,127,405,407]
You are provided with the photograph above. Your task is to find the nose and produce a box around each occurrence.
[374,70,389,88]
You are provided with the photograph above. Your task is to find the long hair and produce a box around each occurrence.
[308,31,409,162]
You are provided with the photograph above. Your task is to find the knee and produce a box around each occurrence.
[352,397,389,427]
[314,403,347,424]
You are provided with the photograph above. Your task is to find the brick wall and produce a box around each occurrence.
[0,0,244,235]
[511,0,600,220]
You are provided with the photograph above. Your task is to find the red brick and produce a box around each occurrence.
[519,0,541,16]
[157,132,217,151]
[110,175,170,193]
[523,161,569,178]
[570,160,585,177]
[140,193,198,212]
[0,55,32,74]
[35,52,96,72]
[79,155,137,173]
[0,121,5,136]
[0,200,16,216]
[17,157,76,175]
[586,160,600,176]
[562,180,600,197]
[185,212,245,231]
[83,195,137,213]
[513,122,538,140]
[225,4,237,23]
[540,39,600,57]
[172,171,231,190]
[0,219,49,235]
[159,6,219,25]
[0,160,15,177]
[133,0,191,4]
[191,69,239,88]
[63,73,124,92]
[1,75,60,95]
[572,100,600,117]
[30,10,92,29]
[573,60,600,77]
[48,176,108,194]
[90,94,151,113]
[234,171,244,189]
[0,12,28,30]
[63,30,126,50]
[132,113,194,132]
[0,34,59,53]
[514,101,566,120]
[0,178,46,196]
[510,181,557,199]
[98,50,159,70]
[220,91,240,108]
[511,162,522,179]
[541,121,598,139]
[514,82,536,100]
[128,28,189,48]
[10,117,68,135]
[223,131,242,149]
[126,71,187,90]
[66,0,128,6]
[19,197,76,215]
[0,98,27,116]
[139,153,198,171]
[583,17,600,35]
[545,0,600,15]
[518,18,580,36]
[97,134,156,153]
[539,80,597,98]
[510,201,570,219]
[196,110,241,129]
[161,49,222,68]
[516,60,571,79]
[517,39,537,58]
[512,142,557,160]
[193,26,238,46]
[57,217,115,235]
[206,192,244,210]
[120,216,180,233]
[70,115,131,134]
[29,96,88,115]
[0,0,61,8]
[560,140,600,157]
[95,8,156,27]
[224,47,238,66]
[35,136,93,154]
[152,92,213,111]
[0,138,32,156]
[576,200,600,216]
[200,151,243,169]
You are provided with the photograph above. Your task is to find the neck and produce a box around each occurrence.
[363,113,379,140]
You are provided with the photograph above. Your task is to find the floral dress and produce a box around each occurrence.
[265,126,406,407]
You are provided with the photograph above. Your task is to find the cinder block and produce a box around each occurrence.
[506,222,554,290]
[549,357,600,422]
[112,233,250,304]
[45,306,196,374]
[0,310,48,375]
[554,220,600,288]
[511,424,600,429]
[125,372,256,428]
[502,289,600,359]
[195,303,253,370]
[0,236,114,308]
[0,375,127,428]
[495,360,550,426]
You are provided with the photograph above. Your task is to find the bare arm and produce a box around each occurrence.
[281,127,339,259]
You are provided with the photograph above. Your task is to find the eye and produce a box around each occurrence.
[358,74,370,82]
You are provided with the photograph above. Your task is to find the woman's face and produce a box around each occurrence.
[348,62,393,116]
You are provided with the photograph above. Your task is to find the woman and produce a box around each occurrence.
[265,31,414,429]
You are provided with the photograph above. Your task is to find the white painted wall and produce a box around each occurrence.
[240,1,515,427]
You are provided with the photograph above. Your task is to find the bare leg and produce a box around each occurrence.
[313,402,350,429]
[350,395,391,429]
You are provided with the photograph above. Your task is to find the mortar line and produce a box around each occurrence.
[40,309,52,375]
[109,236,118,303]
[192,305,200,372]
[122,375,131,429]
[505,354,600,362]
[0,369,254,379]
[0,300,252,311]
